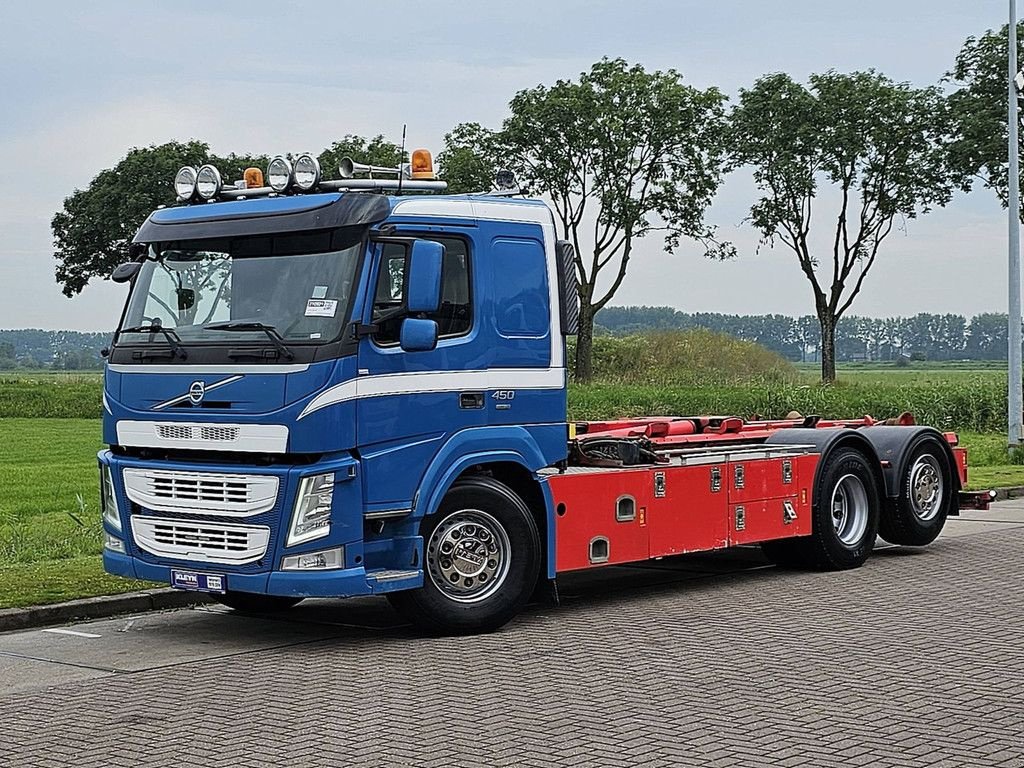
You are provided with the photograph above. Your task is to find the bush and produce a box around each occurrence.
[573,329,797,386]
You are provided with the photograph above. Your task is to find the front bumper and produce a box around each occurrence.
[100,449,424,598]
[103,549,420,596]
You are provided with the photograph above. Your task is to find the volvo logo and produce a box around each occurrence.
[188,381,206,405]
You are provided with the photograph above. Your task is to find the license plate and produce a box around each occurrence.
[170,570,226,594]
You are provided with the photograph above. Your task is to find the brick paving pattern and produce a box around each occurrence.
[2,529,1023,767]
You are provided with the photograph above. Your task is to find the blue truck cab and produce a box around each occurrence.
[100,172,579,634]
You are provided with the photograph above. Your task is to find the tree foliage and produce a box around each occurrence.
[51,141,267,296]
[448,58,730,381]
[947,22,1022,211]
[730,70,956,382]
[437,123,498,194]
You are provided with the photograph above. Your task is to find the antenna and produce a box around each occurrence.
[397,124,407,195]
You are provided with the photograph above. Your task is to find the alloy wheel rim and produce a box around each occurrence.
[831,473,869,547]
[426,509,511,603]
[908,455,944,522]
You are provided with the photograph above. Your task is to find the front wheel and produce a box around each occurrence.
[387,476,541,635]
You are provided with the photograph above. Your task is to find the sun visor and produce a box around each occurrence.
[133,193,392,243]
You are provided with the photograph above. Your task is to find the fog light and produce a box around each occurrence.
[281,546,345,571]
[174,166,197,200]
[104,531,125,553]
[293,154,321,191]
[267,156,293,192]
[196,164,223,200]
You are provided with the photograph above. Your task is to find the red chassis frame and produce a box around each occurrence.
[547,415,977,574]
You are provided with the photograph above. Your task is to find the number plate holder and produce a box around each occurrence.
[170,570,226,594]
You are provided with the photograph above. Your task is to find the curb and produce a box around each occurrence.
[0,589,214,633]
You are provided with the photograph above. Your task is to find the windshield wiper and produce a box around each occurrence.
[118,324,188,359]
[203,321,295,360]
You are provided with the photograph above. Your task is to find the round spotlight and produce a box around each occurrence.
[174,166,198,200]
[195,165,223,200]
[293,154,321,192]
[267,156,293,192]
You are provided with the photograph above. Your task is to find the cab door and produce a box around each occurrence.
[355,235,485,510]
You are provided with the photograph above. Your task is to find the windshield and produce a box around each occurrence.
[119,228,364,346]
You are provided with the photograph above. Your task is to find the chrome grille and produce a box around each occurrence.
[122,468,279,516]
[157,424,193,441]
[131,516,270,564]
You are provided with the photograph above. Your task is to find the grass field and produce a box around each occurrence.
[2,355,1023,609]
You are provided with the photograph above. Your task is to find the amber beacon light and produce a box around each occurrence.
[410,149,435,179]
[243,167,265,189]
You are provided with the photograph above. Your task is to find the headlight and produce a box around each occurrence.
[100,465,121,532]
[267,156,293,192]
[293,154,321,191]
[174,166,197,199]
[287,473,334,545]
[195,164,223,200]
[281,546,345,571]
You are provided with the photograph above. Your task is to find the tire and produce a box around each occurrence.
[762,447,881,571]
[387,476,541,636]
[878,437,953,546]
[213,593,304,613]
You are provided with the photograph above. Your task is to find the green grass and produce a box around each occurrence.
[0,418,155,608]
[0,557,152,609]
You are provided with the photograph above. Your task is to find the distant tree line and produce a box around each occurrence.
[595,307,1012,363]
[0,330,109,370]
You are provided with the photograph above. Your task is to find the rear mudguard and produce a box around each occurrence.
[857,425,962,499]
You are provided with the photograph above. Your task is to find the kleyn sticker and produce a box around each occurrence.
[305,299,338,317]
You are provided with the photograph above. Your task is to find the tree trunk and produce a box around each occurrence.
[574,302,595,383]
[819,313,837,384]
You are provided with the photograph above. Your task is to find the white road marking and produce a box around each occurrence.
[40,628,101,639]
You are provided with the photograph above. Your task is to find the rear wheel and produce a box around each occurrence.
[762,447,881,570]
[879,437,953,546]
[387,476,541,636]
[213,593,303,613]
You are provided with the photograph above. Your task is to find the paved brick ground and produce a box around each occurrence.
[2,522,1023,767]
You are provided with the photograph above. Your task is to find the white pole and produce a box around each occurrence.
[1009,0,1022,449]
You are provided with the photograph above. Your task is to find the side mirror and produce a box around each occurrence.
[406,240,443,314]
[400,318,438,352]
[111,262,141,283]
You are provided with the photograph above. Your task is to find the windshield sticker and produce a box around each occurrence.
[311,285,328,299]
[305,299,338,317]
[309,332,322,339]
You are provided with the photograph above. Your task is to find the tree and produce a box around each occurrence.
[729,71,956,383]
[947,23,1023,212]
[459,58,730,381]
[52,141,267,296]
[317,135,405,181]
[437,123,499,193]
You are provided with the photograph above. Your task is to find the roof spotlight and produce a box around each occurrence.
[174,166,198,200]
[195,165,223,200]
[267,156,293,192]
[293,154,321,192]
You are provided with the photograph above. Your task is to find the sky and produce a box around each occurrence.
[0,0,1012,331]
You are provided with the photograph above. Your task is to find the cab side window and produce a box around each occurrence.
[372,237,471,345]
